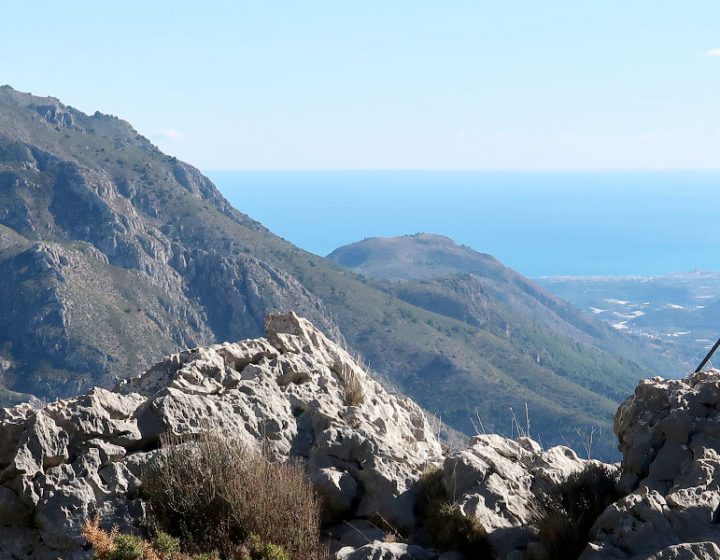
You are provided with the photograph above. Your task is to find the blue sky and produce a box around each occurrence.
[2,1,719,170]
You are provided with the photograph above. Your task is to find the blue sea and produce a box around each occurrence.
[207,171,720,278]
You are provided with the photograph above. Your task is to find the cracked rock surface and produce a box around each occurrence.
[441,434,607,559]
[583,370,720,560]
[0,312,442,560]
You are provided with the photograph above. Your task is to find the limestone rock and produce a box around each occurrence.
[583,370,720,559]
[442,434,607,559]
[0,312,442,559]
[335,541,438,560]
[649,543,720,560]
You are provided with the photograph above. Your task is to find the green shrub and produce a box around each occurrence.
[142,432,327,560]
[255,543,288,560]
[240,535,289,560]
[110,533,144,560]
[531,463,621,560]
[189,553,220,560]
[152,531,181,555]
[414,467,493,558]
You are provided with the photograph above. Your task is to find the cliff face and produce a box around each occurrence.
[0,86,339,400]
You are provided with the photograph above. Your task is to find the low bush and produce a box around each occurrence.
[239,534,290,560]
[141,431,327,560]
[152,532,180,555]
[531,463,621,560]
[111,533,145,560]
[414,467,493,558]
[83,517,217,560]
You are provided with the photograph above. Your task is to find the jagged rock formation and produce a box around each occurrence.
[3,312,717,560]
[0,313,442,560]
[583,370,720,559]
[442,435,609,558]
[0,312,615,560]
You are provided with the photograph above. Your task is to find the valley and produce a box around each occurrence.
[538,271,720,374]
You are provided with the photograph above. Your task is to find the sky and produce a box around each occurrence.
[1,1,720,170]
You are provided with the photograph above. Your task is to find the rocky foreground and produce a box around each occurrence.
[0,313,717,559]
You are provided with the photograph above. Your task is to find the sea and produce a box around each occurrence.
[207,170,720,278]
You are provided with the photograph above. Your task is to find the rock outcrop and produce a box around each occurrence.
[3,311,718,560]
[583,370,720,559]
[0,312,442,560]
[332,433,606,560]
[439,434,607,558]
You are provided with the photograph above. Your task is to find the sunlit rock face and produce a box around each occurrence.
[0,313,442,560]
[3,312,714,560]
[440,434,608,559]
[583,370,720,560]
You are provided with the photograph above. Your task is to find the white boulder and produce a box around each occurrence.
[0,312,443,559]
[583,370,720,559]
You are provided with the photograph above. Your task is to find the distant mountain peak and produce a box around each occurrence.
[405,232,456,242]
[327,233,498,281]
[0,85,63,109]
[362,232,461,245]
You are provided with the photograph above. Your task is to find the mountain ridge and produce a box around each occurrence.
[328,233,662,370]
[0,86,657,458]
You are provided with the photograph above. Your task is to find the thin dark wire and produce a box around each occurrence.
[695,337,720,373]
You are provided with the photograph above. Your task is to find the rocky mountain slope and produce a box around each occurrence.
[0,86,338,401]
[0,86,652,457]
[0,313,715,560]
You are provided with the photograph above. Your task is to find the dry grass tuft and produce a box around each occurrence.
[142,431,327,560]
[82,517,118,559]
[338,365,365,406]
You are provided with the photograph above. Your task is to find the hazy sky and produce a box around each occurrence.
[2,1,720,170]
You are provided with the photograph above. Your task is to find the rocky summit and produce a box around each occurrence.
[1,313,715,560]
[0,313,442,559]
